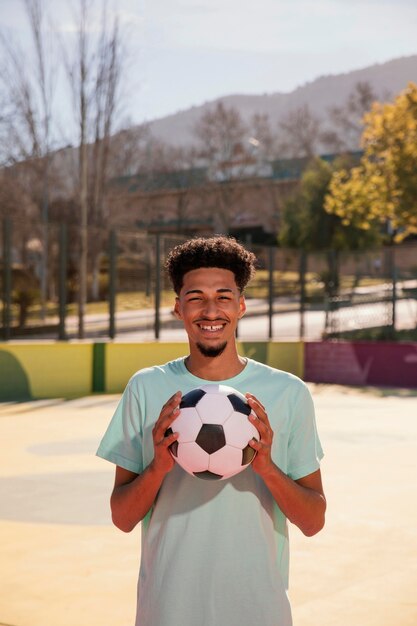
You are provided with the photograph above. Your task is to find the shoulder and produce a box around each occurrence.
[244,359,313,412]
[126,357,185,391]
[246,358,308,392]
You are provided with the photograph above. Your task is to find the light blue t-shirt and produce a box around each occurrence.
[97,357,324,626]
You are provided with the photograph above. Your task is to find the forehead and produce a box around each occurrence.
[180,267,238,292]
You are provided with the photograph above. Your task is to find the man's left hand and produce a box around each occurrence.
[246,393,275,476]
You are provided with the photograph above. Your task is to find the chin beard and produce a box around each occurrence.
[196,341,227,358]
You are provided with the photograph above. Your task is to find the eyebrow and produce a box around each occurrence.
[184,288,234,295]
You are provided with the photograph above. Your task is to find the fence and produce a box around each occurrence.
[1,217,417,342]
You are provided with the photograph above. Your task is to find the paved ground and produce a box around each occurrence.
[0,385,416,626]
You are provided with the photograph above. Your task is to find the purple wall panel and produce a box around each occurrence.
[305,341,417,388]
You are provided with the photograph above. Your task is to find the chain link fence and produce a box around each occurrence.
[1,217,417,342]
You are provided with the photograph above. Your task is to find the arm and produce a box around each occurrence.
[110,391,181,533]
[246,393,326,537]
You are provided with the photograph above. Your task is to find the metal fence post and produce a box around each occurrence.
[109,229,117,340]
[58,222,68,340]
[2,218,12,341]
[391,247,397,334]
[155,233,161,339]
[268,246,275,339]
[299,249,306,340]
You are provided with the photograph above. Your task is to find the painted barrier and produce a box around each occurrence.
[0,340,415,401]
[304,341,417,388]
[0,341,304,400]
[0,342,93,400]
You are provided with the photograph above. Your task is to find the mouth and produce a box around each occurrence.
[196,320,227,333]
[198,323,224,332]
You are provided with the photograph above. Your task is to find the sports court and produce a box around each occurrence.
[0,384,416,626]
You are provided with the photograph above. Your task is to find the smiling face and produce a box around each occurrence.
[174,267,246,359]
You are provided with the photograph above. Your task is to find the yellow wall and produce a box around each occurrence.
[0,343,93,399]
[105,342,189,393]
[238,341,303,378]
[267,342,304,379]
[0,341,304,399]
[106,341,304,393]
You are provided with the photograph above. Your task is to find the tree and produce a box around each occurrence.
[0,0,58,318]
[249,113,276,160]
[278,104,322,158]
[321,81,378,152]
[193,102,248,167]
[63,0,126,336]
[192,102,249,233]
[325,82,417,241]
[280,157,381,297]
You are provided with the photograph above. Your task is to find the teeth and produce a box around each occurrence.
[200,325,223,331]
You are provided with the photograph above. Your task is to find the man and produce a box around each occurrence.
[97,236,325,626]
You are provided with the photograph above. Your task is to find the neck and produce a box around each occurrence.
[185,344,246,381]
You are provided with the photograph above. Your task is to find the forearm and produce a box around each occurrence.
[111,463,166,532]
[261,464,326,536]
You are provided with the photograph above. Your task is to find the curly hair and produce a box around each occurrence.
[165,236,257,295]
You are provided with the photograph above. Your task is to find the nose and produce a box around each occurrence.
[202,298,221,319]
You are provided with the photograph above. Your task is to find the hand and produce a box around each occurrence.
[246,393,275,477]
[150,391,181,477]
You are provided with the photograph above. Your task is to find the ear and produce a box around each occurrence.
[238,295,246,319]
[173,297,182,320]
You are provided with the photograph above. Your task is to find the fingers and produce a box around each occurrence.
[248,412,273,442]
[246,393,273,444]
[246,394,270,426]
[245,392,266,413]
[153,391,182,441]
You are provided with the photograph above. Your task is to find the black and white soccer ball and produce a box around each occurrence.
[166,384,259,480]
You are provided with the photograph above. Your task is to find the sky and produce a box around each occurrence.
[1,0,417,127]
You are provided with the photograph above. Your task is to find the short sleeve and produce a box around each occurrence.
[286,383,324,480]
[96,380,145,474]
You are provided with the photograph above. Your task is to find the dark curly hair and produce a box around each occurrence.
[165,236,257,295]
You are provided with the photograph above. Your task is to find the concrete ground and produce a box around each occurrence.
[0,385,416,626]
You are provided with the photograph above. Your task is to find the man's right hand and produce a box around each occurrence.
[150,391,181,477]
[111,391,182,532]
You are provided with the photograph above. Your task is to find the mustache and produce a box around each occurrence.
[195,318,228,323]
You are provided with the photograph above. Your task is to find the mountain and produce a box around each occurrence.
[144,55,417,148]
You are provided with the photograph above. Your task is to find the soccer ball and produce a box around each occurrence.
[166,384,259,480]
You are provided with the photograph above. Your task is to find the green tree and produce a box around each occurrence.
[280,157,380,251]
[280,157,380,296]
[325,82,417,241]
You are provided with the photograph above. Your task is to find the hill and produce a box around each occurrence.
[144,55,417,149]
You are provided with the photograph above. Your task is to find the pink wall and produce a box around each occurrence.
[305,341,417,388]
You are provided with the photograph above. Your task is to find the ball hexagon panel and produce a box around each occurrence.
[195,392,234,425]
[176,441,210,474]
[170,407,202,443]
[208,445,247,476]
[223,411,259,449]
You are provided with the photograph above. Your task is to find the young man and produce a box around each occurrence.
[97,236,325,626]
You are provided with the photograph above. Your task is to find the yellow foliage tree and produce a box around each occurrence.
[325,82,417,241]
